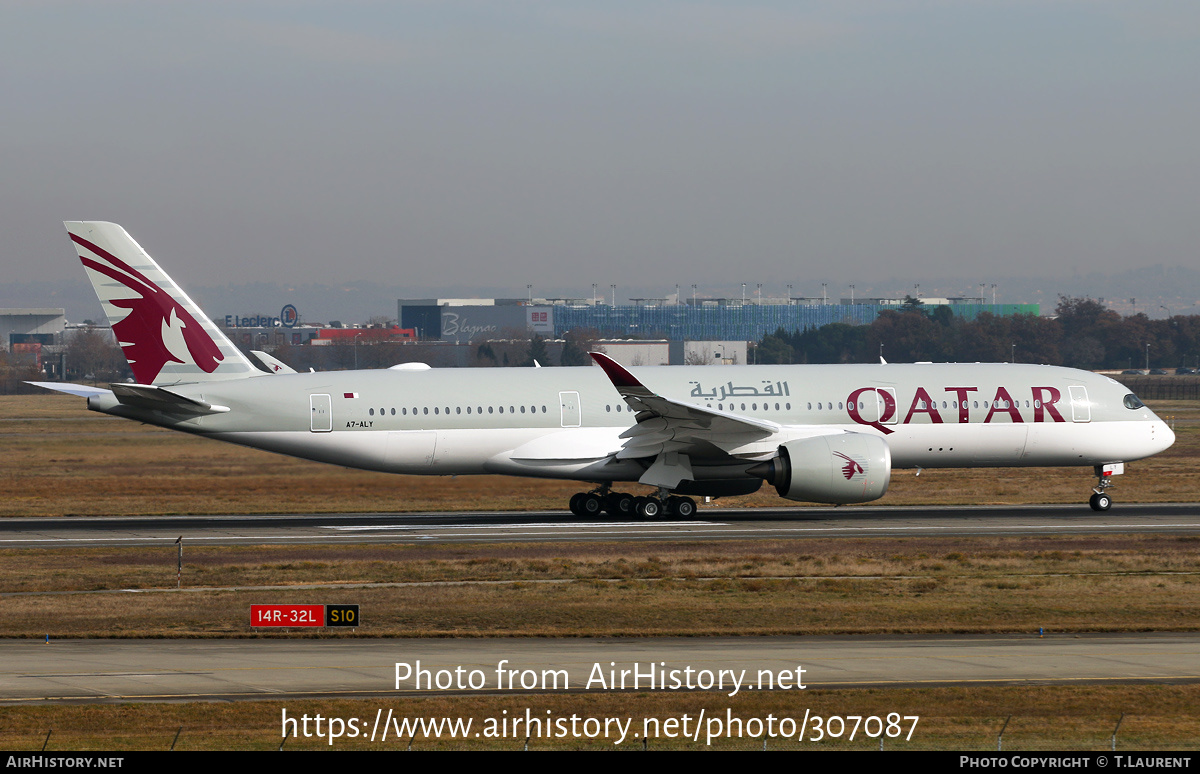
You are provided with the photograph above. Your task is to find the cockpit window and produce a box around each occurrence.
[1123,393,1145,410]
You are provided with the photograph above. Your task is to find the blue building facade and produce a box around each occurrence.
[553,303,1038,341]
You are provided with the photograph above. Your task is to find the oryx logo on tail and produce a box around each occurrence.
[70,231,224,384]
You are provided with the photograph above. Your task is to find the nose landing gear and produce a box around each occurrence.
[1088,465,1119,511]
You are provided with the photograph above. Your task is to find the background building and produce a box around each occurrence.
[398,298,1037,343]
[398,298,554,343]
[1,308,66,351]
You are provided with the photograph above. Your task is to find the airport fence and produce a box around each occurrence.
[1115,376,1200,401]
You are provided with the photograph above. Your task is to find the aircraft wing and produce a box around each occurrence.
[589,352,781,487]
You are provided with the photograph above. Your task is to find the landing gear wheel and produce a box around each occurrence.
[637,497,663,519]
[581,493,605,517]
[1089,492,1112,512]
[671,497,697,518]
[607,493,635,517]
[568,493,586,516]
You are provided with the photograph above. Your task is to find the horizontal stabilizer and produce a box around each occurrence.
[110,383,230,415]
[26,381,113,398]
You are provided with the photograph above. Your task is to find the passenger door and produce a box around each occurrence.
[310,394,332,432]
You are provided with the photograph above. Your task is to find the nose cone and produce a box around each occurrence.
[1153,420,1176,455]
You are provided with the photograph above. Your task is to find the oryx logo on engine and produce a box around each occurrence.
[833,451,865,480]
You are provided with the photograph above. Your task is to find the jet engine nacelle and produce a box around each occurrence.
[751,433,892,504]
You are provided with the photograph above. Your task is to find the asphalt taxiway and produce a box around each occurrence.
[4,633,1199,704]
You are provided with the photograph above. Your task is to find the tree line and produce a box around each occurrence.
[11,297,1198,395]
[754,297,1200,371]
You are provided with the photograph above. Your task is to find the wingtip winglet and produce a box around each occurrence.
[588,351,643,389]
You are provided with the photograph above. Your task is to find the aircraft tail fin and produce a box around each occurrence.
[250,350,297,374]
[64,221,259,385]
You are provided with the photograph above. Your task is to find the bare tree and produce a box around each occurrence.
[561,328,602,366]
[64,329,127,383]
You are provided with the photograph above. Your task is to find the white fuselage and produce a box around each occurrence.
[87,362,1175,485]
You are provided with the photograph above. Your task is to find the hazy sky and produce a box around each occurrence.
[4,1,1199,302]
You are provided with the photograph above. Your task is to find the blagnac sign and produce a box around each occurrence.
[225,305,299,329]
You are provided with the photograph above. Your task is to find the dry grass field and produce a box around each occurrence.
[1,394,1195,517]
[2,534,1199,638]
[2,686,1198,750]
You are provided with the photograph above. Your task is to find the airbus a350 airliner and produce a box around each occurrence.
[32,222,1175,518]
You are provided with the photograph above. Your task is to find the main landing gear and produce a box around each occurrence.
[567,485,698,520]
[629,493,698,519]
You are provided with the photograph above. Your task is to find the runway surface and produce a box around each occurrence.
[3,633,1198,704]
[2,503,1199,548]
